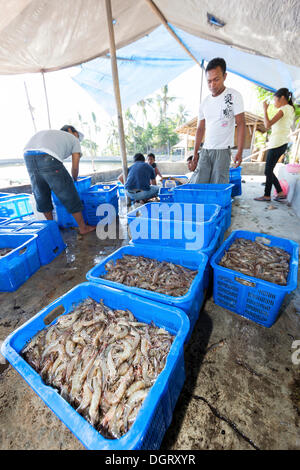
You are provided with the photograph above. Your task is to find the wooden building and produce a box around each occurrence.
[175,111,267,157]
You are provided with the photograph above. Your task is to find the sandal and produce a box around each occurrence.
[254,196,271,202]
[273,195,287,202]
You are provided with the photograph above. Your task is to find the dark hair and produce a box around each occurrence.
[274,88,294,109]
[60,124,78,133]
[147,153,155,160]
[206,57,226,75]
[133,153,145,162]
[187,156,193,162]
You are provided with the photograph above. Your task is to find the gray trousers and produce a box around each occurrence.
[189,148,231,184]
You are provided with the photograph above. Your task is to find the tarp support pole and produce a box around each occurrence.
[24,81,37,133]
[144,0,202,68]
[199,59,205,103]
[104,0,127,182]
[250,121,257,154]
[42,71,51,129]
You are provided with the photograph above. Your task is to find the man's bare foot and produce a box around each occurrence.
[79,224,96,235]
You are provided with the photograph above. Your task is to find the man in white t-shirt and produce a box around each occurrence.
[190,58,245,184]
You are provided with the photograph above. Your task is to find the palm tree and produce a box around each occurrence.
[175,104,190,127]
[124,109,137,154]
[106,120,120,156]
[137,98,154,127]
[156,85,176,123]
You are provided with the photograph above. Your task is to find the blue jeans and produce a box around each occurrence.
[125,185,159,202]
[24,153,83,214]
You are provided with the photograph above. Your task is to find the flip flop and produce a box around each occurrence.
[254,196,271,202]
[273,195,287,202]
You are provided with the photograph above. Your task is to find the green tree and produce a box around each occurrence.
[155,85,176,122]
[106,119,120,155]
[136,98,154,127]
[174,104,190,127]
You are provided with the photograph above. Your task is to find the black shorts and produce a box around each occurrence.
[24,153,83,214]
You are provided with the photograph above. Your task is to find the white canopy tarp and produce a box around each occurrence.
[0,0,299,74]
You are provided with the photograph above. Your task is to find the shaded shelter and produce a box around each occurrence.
[175,112,267,157]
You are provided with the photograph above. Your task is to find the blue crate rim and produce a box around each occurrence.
[82,183,118,195]
[128,223,222,254]
[127,201,222,225]
[0,219,60,232]
[1,281,189,450]
[173,183,234,191]
[86,245,208,305]
[210,230,299,293]
[0,232,38,258]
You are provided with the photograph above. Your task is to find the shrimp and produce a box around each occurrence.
[88,371,102,426]
[123,389,149,432]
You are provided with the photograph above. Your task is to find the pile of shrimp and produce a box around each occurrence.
[22,297,174,439]
[103,255,198,297]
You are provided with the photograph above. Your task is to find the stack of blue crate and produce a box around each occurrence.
[0,194,33,220]
[52,176,92,228]
[81,184,119,226]
[0,219,66,266]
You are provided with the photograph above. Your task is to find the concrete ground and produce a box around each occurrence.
[0,176,300,450]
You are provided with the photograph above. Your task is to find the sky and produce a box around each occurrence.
[0,63,260,159]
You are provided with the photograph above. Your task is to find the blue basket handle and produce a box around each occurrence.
[235,276,256,287]
[18,246,27,256]
[43,304,65,326]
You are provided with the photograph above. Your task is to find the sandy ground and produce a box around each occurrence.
[0,176,299,450]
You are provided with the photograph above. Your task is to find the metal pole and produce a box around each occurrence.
[42,71,51,129]
[104,0,127,182]
[144,0,202,68]
[199,60,205,103]
[24,81,37,133]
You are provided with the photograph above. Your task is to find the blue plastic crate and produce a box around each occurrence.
[52,176,92,205]
[231,180,242,197]
[159,187,174,202]
[229,167,242,179]
[0,192,15,200]
[173,183,234,207]
[229,167,242,197]
[82,196,119,226]
[127,202,221,251]
[210,231,299,327]
[0,194,33,219]
[117,182,126,198]
[82,184,118,203]
[54,205,80,228]
[86,245,207,341]
[1,282,189,450]
[200,224,223,290]
[217,198,233,235]
[0,220,66,266]
[162,175,189,188]
[0,233,40,292]
[75,176,92,193]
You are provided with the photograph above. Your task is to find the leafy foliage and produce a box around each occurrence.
[103,86,190,157]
